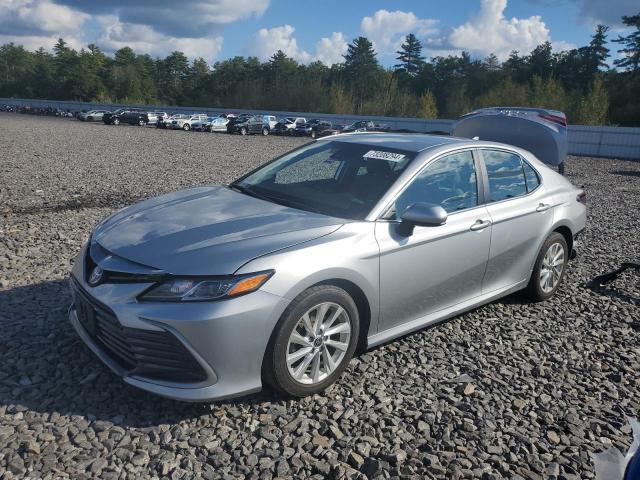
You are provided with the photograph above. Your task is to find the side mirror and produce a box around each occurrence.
[398,203,448,235]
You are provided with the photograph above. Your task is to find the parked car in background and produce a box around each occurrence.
[228,115,271,135]
[170,114,208,131]
[205,116,230,132]
[78,110,109,122]
[225,113,253,134]
[453,107,569,174]
[192,116,217,131]
[103,109,130,125]
[69,133,586,401]
[341,120,390,133]
[272,117,307,135]
[262,115,278,129]
[294,119,337,138]
[157,114,181,129]
[120,109,156,126]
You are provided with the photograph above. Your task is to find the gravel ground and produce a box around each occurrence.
[0,113,639,480]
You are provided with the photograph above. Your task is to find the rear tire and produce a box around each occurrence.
[138,119,145,126]
[240,127,247,136]
[558,163,565,175]
[311,130,317,139]
[262,127,269,136]
[525,232,568,302]
[112,118,120,125]
[264,285,359,397]
[183,123,190,131]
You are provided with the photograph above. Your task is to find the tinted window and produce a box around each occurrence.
[237,141,416,220]
[392,151,478,219]
[483,150,527,202]
[523,161,540,192]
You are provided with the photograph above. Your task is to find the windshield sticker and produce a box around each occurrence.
[363,150,406,162]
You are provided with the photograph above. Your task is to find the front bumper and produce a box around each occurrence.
[69,250,289,401]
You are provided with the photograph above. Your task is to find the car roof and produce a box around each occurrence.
[324,132,470,153]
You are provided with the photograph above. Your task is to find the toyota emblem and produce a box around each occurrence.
[88,266,104,286]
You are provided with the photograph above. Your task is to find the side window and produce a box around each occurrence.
[392,151,478,219]
[483,150,527,202]
[523,161,540,192]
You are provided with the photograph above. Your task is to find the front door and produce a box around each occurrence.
[376,150,492,331]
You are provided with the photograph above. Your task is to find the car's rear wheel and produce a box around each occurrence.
[525,232,568,301]
[112,118,120,125]
[138,119,145,126]
[264,285,359,397]
[558,163,566,175]
[262,127,269,136]
[311,130,317,139]
[240,127,248,135]
[183,123,190,131]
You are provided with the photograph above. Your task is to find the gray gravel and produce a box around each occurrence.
[0,112,639,480]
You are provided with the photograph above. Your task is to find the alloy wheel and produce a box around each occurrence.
[539,242,565,293]
[286,302,351,385]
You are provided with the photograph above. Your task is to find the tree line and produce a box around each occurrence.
[0,12,639,126]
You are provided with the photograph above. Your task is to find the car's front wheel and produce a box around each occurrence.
[240,127,248,135]
[264,285,359,397]
[112,118,120,125]
[525,232,568,301]
[138,119,146,126]
[183,123,190,131]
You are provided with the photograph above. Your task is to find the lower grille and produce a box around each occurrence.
[72,279,207,383]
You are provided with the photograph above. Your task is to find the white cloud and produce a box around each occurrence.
[55,0,269,37]
[250,25,311,62]
[361,9,439,54]
[248,25,347,65]
[447,0,551,59]
[314,32,348,66]
[97,15,223,61]
[0,0,89,49]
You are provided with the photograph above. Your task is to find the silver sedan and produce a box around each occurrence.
[69,133,587,401]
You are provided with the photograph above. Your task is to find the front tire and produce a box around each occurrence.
[112,118,120,125]
[264,285,359,397]
[240,127,248,135]
[183,123,190,131]
[262,127,269,136]
[558,163,566,175]
[525,232,568,302]
[138,119,145,126]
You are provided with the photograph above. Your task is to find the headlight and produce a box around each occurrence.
[138,270,274,302]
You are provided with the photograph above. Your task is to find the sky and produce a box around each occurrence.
[0,0,637,66]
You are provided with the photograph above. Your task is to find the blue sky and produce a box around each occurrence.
[0,0,636,66]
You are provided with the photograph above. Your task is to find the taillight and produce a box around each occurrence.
[539,113,567,127]
[577,191,587,205]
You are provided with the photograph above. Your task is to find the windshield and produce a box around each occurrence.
[234,141,416,220]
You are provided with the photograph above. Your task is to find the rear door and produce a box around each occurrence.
[478,148,554,294]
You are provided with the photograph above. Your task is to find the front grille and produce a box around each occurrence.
[72,279,207,383]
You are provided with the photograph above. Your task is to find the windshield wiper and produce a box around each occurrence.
[229,184,273,203]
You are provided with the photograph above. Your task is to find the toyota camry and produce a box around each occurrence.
[69,133,587,401]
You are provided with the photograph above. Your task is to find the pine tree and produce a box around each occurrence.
[394,34,425,76]
[613,13,640,71]
[343,37,379,113]
[587,25,610,71]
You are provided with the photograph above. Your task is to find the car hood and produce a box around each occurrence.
[92,185,345,275]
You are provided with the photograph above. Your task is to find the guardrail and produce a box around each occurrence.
[2,97,639,160]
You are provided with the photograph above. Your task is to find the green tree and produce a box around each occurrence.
[343,36,379,113]
[613,12,640,71]
[394,33,424,76]
[574,75,609,125]
[417,90,438,118]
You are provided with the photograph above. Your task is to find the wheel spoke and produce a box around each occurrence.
[325,322,350,337]
[290,332,311,347]
[325,339,348,351]
[314,303,329,334]
[322,345,336,372]
[311,353,321,383]
[287,346,312,365]
[301,313,314,336]
[293,352,314,379]
[323,306,344,331]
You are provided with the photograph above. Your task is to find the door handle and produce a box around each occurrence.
[536,203,551,212]
[470,219,491,231]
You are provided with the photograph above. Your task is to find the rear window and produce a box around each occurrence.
[483,150,527,202]
[523,162,540,192]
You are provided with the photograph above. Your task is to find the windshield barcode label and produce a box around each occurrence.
[363,150,405,162]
